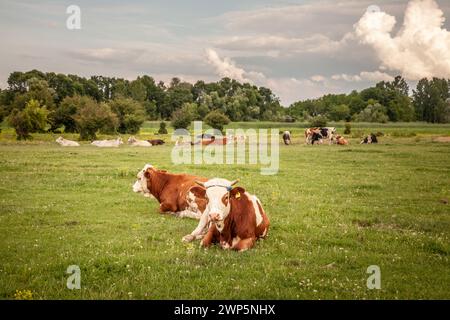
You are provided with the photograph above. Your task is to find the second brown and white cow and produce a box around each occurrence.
[188,178,270,251]
[132,164,208,223]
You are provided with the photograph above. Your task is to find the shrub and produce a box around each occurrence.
[75,101,118,140]
[158,121,168,134]
[309,115,328,128]
[49,95,90,133]
[344,122,351,134]
[108,98,146,134]
[171,104,195,129]
[283,115,296,123]
[8,99,49,140]
[354,103,389,123]
[204,110,230,133]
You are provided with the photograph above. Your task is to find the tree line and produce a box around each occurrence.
[0,70,449,140]
[288,76,450,124]
[0,70,283,139]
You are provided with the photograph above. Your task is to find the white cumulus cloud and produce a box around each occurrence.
[205,48,248,83]
[354,0,450,80]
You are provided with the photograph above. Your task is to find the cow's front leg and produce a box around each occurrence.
[182,211,209,242]
[177,209,202,220]
[232,237,256,252]
[200,225,219,248]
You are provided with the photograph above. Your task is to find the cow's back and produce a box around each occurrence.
[158,174,208,213]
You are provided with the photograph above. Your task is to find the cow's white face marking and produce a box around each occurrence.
[203,178,232,223]
[132,164,153,196]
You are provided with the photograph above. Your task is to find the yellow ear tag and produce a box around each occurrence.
[235,192,241,199]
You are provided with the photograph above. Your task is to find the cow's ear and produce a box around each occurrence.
[190,186,206,198]
[230,187,245,199]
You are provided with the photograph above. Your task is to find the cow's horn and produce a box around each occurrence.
[195,181,205,187]
[230,179,240,186]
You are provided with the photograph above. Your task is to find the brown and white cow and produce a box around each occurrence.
[189,178,270,251]
[132,164,208,223]
[335,135,349,145]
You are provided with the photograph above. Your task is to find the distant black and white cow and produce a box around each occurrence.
[282,131,292,145]
[320,127,336,144]
[305,127,336,144]
[360,134,378,144]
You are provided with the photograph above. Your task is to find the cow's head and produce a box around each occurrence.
[128,136,136,144]
[132,164,154,197]
[190,178,243,223]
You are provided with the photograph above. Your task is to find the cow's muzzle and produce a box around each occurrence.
[132,181,143,193]
[210,213,222,222]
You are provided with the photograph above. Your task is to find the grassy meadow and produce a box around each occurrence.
[0,122,449,299]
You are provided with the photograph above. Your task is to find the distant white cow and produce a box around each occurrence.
[91,137,123,147]
[127,136,152,147]
[56,136,80,147]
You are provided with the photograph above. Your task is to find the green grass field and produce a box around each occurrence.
[0,122,449,299]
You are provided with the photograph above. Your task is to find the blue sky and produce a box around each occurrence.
[1,0,449,105]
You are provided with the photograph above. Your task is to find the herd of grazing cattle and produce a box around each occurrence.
[282,128,379,146]
[55,128,378,252]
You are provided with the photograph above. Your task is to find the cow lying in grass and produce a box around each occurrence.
[189,178,270,251]
[147,139,165,146]
[335,135,349,145]
[91,137,123,147]
[132,164,208,224]
[56,136,80,147]
[128,136,152,147]
[361,134,378,144]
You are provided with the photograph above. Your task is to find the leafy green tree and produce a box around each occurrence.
[10,77,56,112]
[46,73,75,103]
[74,101,118,140]
[49,95,93,133]
[413,78,450,123]
[170,103,195,129]
[161,78,193,119]
[129,79,147,102]
[171,109,192,129]
[354,103,389,123]
[108,97,146,134]
[329,104,351,121]
[142,100,158,120]
[204,110,230,133]
[8,99,49,140]
[309,115,328,127]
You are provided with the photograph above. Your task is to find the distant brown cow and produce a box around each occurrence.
[147,139,165,146]
[335,135,349,145]
[192,136,228,146]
